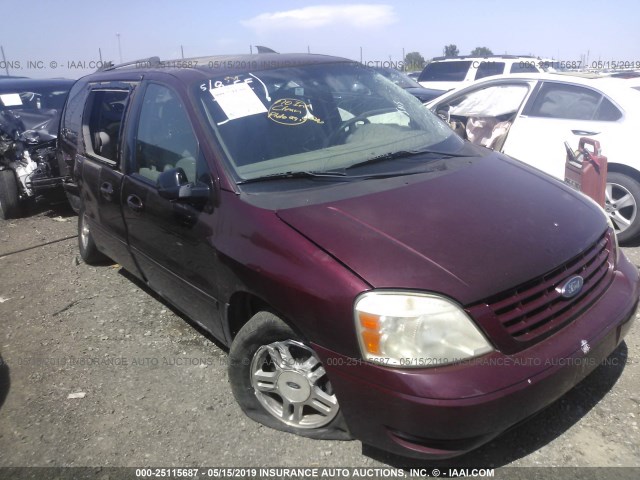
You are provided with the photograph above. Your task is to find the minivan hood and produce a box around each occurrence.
[276,154,606,305]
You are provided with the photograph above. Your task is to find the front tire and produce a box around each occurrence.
[228,311,350,440]
[0,170,20,220]
[78,206,108,264]
[606,172,640,243]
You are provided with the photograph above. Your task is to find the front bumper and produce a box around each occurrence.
[314,253,639,459]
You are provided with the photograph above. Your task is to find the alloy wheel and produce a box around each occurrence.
[250,340,339,429]
[605,182,637,234]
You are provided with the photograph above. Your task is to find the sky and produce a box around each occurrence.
[1,0,639,79]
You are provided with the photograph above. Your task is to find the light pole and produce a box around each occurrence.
[1,46,9,76]
[116,33,122,63]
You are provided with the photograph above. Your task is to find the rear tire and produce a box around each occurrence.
[78,206,108,264]
[228,311,351,440]
[606,172,640,243]
[0,170,20,220]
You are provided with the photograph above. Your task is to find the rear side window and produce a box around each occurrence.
[528,83,602,120]
[475,62,505,80]
[510,62,540,74]
[594,97,622,121]
[134,83,199,183]
[84,89,130,163]
[419,61,472,82]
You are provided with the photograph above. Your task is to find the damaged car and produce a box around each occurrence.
[427,73,640,242]
[60,54,638,459]
[372,67,445,103]
[0,78,74,219]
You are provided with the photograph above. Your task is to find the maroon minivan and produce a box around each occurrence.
[58,54,639,459]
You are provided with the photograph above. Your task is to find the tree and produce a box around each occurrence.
[470,46,494,56]
[443,44,459,57]
[404,51,425,71]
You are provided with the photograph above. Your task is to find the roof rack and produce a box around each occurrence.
[97,56,161,72]
[255,46,278,54]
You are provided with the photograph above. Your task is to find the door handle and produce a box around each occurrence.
[100,182,114,200]
[126,194,144,212]
[572,130,599,136]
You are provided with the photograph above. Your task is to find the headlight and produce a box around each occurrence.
[606,214,620,265]
[354,291,493,368]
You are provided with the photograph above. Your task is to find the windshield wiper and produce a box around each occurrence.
[237,149,470,185]
[237,170,347,185]
[346,149,471,171]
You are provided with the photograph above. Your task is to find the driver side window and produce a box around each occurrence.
[134,83,198,183]
[440,83,530,149]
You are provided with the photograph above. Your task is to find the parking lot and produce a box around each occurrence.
[0,202,639,472]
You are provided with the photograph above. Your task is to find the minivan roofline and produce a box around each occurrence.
[95,53,354,75]
[430,55,539,61]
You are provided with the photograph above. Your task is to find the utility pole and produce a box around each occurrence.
[116,33,122,63]
[181,45,184,59]
[1,46,9,76]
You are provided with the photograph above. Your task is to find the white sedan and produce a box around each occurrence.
[427,73,640,242]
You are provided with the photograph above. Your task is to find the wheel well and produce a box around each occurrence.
[607,163,640,184]
[226,292,271,340]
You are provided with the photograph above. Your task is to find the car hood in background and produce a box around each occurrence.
[404,86,446,103]
[277,154,606,305]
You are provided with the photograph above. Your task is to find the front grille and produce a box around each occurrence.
[469,230,614,352]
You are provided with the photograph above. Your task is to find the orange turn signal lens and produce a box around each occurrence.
[361,330,381,355]
[359,312,380,331]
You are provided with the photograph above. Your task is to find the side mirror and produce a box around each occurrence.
[436,105,451,123]
[157,168,211,204]
[351,82,371,95]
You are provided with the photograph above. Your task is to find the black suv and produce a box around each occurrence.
[0,78,74,219]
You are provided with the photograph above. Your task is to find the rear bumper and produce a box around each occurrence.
[315,253,639,459]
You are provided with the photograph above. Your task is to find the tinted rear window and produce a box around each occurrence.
[528,83,602,120]
[419,61,472,82]
[510,62,540,74]
[475,62,505,80]
[594,97,622,121]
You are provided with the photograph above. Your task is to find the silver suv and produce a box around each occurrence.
[418,55,546,91]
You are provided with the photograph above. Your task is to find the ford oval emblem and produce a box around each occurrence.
[556,275,584,299]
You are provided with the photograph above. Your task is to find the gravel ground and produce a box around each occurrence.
[0,202,639,478]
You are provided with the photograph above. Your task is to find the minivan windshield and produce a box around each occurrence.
[0,84,71,134]
[196,62,458,182]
